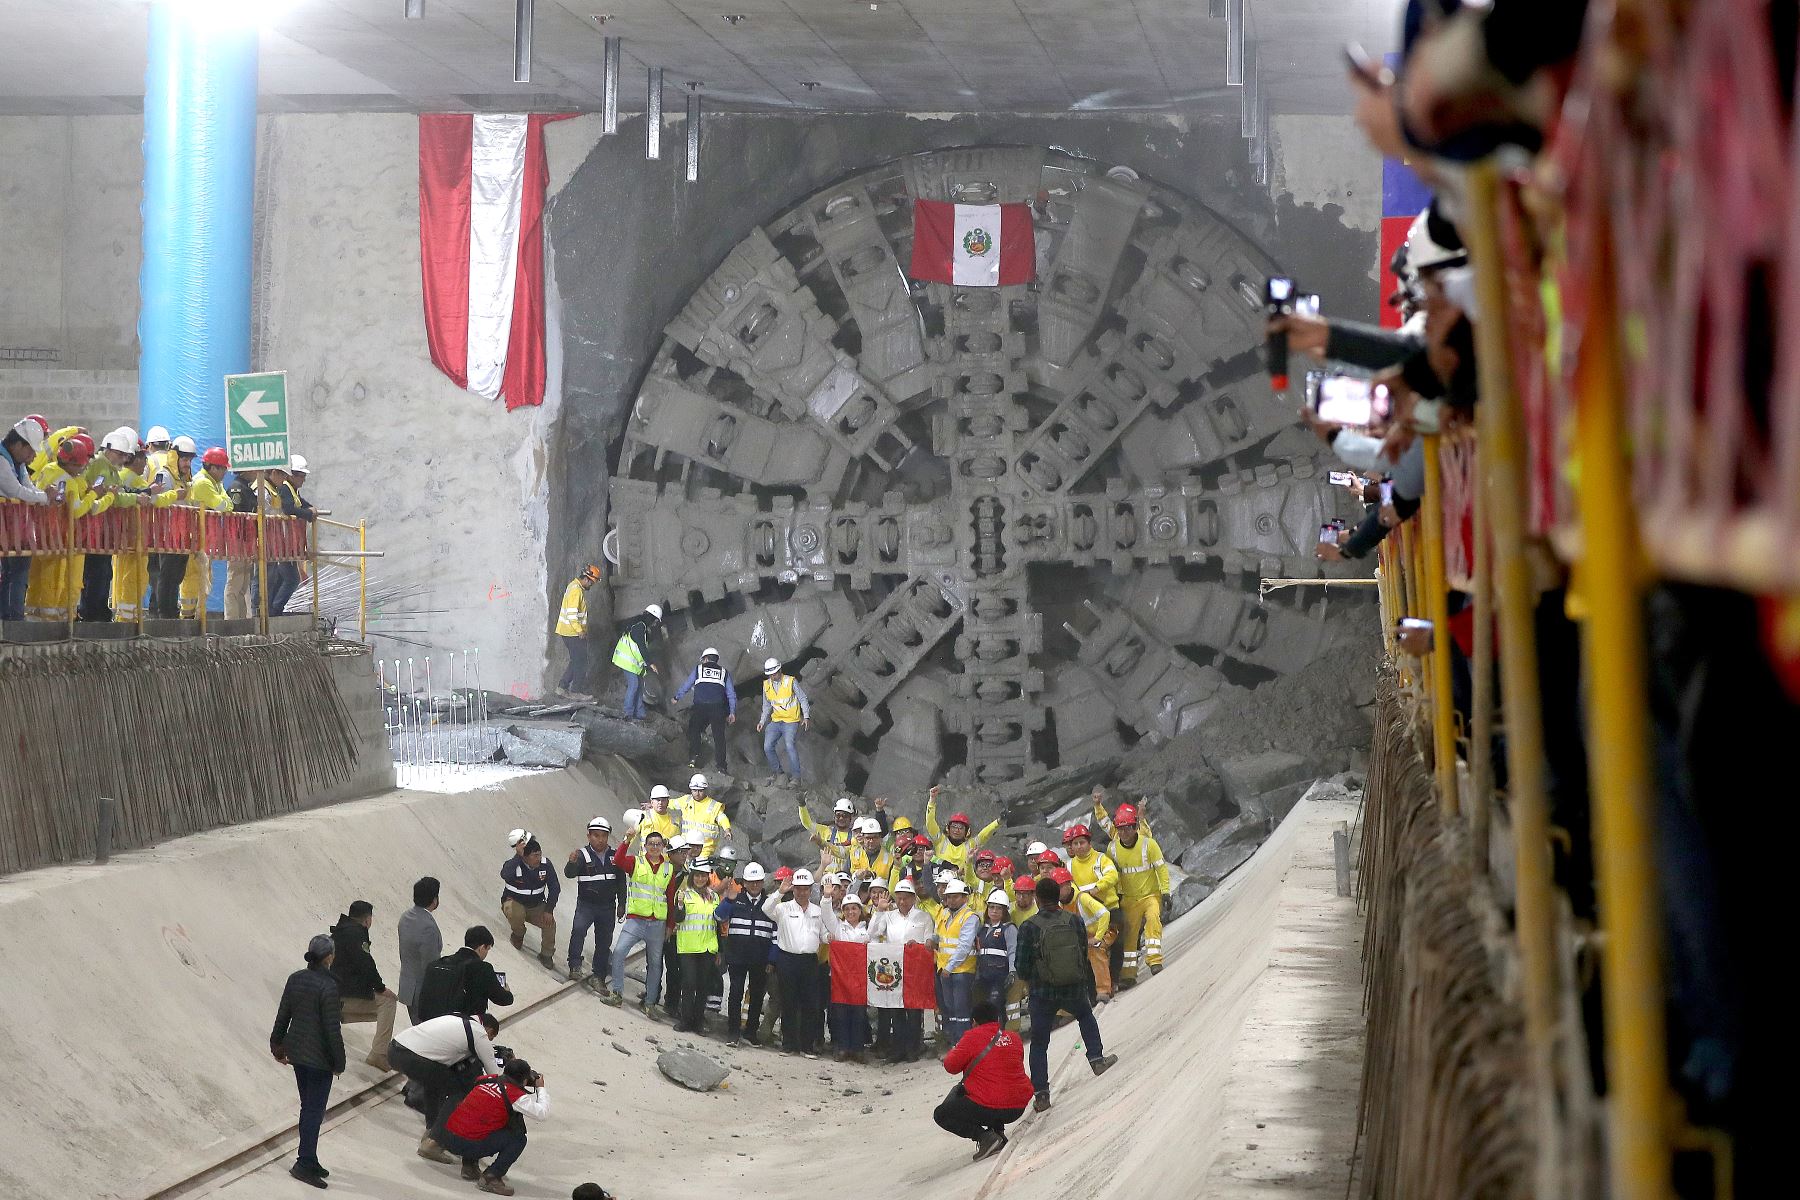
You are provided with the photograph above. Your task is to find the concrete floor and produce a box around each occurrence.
[207,793,1365,1200]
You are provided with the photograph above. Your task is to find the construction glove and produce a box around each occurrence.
[1160,895,1172,923]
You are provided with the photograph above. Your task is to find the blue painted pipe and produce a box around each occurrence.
[138,2,258,452]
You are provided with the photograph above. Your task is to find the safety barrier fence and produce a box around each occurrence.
[1,499,374,640]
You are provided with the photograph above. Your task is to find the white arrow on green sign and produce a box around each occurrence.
[224,370,290,471]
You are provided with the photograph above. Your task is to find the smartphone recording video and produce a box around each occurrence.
[1329,470,1357,487]
[1313,375,1388,427]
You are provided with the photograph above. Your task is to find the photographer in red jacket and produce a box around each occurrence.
[421,1058,549,1196]
[935,999,1035,1162]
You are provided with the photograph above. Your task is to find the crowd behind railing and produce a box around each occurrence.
[1,416,318,632]
[1277,2,1791,1196]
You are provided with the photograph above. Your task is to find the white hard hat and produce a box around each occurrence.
[741,862,767,882]
[717,845,738,860]
[668,834,690,852]
[99,429,133,454]
[689,773,708,789]
[830,871,851,885]
[986,890,1012,910]
[645,604,664,620]
[9,419,45,454]
[943,879,970,896]
[689,857,713,874]
[840,892,864,908]
[588,816,612,832]
[172,435,197,454]
[115,426,139,446]
[791,869,815,887]
[622,807,644,828]
[763,657,781,674]
[649,785,671,800]
[1026,841,1048,858]
[145,425,171,444]
[507,827,528,847]
[701,646,720,659]
[834,798,855,814]
[867,877,890,890]
[893,878,917,895]
[289,454,309,473]
[934,869,956,885]
[1406,208,1468,274]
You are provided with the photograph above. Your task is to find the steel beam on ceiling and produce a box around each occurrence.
[513,0,534,84]
[686,85,701,182]
[1225,0,1245,86]
[646,67,663,160]
[602,36,620,135]
[405,0,424,19]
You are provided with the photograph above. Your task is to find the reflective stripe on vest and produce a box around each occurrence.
[575,847,613,883]
[935,906,976,973]
[626,858,673,920]
[696,664,727,686]
[764,675,801,722]
[677,890,720,953]
[612,631,647,673]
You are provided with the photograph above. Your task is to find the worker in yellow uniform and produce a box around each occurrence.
[72,429,144,623]
[848,817,894,884]
[757,656,810,781]
[675,772,731,858]
[1063,822,1123,986]
[933,878,978,1044]
[150,436,197,619]
[108,433,162,623]
[1054,867,1114,1003]
[631,785,681,846]
[670,860,721,1033]
[554,564,600,700]
[178,447,234,619]
[25,433,101,621]
[1104,803,1170,985]
[923,785,1001,882]
[799,797,857,875]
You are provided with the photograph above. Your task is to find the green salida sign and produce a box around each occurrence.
[224,370,290,470]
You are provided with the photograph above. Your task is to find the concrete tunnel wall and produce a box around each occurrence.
[0,760,645,1200]
[0,109,1377,695]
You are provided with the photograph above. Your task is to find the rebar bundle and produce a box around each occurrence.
[1355,667,1537,1199]
[0,636,362,876]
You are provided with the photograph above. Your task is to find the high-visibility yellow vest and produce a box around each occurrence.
[1112,834,1169,901]
[1065,893,1110,942]
[934,904,977,974]
[1069,849,1120,909]
[556,580,588,636]
[850,842,892,881]
[763,674,802,722]
[1010,902,1036,927]
[612,629,646,673]
[637,808,679,846]
[625,857,673,920]
[675,795,729,857]
[675,888,720,953]
[188,472,232,513]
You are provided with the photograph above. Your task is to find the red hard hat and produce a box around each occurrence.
[910,836,932,851]
[992,855,1013,875]
[974,849,996,864]
[1051,867,1073,886]
[60,433,95,468]
[773,866,794,880]
[1038,850,1061,864]
[1113,803,1139,826]
[1013,876,1035,892]
[24,414,50,436]
[201,447,230,469]
[1062,823,1090,845]
[948,812,972,827]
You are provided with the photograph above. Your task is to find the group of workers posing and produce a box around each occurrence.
[1,413,316,623]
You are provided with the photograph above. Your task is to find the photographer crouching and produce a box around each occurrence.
[421,1057,549,1196]
[388,1010,502,1159]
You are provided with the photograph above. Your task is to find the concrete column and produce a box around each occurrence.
[137,1,258,448]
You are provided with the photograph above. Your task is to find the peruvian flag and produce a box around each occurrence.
[831,940,937,1010]
[909,199,1035,287]
[418,113,566,411]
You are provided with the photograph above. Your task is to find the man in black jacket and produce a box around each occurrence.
[331,900,397,1071]
[564,817,625,985]
[417,926,517,1022]
[271,934,346,1189]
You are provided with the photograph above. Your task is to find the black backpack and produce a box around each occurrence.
[1029,910,1088,988]
[415,953,470,1024]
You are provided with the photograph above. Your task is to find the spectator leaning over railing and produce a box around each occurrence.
[179,447,234,618]
[149,435,197,620]
[225,467,262,620]
[267,456,316,615]
[1,415,54,621]
[25,432,99,622]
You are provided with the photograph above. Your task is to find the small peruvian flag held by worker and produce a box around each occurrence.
[418,113,568,411]
[909,198,1035,287]
[831,940,937,1010]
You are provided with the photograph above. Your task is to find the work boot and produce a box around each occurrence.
[1150,963,1163,976]
[1089,1053,1119,1076]
[288,1162,326,1189]
[972,1130,1005,1161]
[1032,1092,1051,1113]
[460,1162,481,1181]
[508,932,524,950]
[599,990,623,1007]
[478,1173,515,1196]
[538,954,556,972]
[416,1137,452,1164]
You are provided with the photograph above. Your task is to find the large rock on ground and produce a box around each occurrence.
[506,722,586,761]
[1179,817,1263,884]
[501,732,572,768]
[657,1047,730,1092]
[576,710,681,759]
[1165,864,1213,922]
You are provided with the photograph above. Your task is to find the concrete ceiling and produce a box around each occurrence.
[0,0,1399,117]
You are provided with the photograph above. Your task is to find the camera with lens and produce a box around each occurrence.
[492,1044,516,1064]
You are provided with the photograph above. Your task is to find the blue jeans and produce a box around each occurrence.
[0,557,29,622]
[292,1064,333,1167]
[936,971,975,1045]
[269,562,301,614]
[610,917,666,1005]
[762,721,802,778]
[435,1125,526,1179]
[829,1001,868,1051]
[568,898,617,977]
[1026,990,1105,1095]
[621,670,647,718]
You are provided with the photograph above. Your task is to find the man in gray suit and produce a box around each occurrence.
[397,876,444,1025]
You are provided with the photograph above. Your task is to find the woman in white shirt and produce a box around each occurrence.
[823,891,871,1062]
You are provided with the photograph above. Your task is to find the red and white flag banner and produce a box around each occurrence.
[830,940,937,1010]
[418,113,566,411]
[908,198,1035,288]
